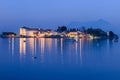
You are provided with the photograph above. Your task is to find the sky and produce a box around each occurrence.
[0,0,120,33]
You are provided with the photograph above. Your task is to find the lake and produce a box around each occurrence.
[0,38,120,80]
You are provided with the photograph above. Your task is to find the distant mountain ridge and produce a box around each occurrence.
[68,19,113,31]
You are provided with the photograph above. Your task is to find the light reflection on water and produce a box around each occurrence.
[18,38,88,64]
[1,38,117,65]
[1,38,120,80]
[20,38,26,61]
[12,38,14,56]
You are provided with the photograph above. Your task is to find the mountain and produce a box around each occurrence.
[67,19,113,31]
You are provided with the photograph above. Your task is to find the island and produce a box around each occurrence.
[0,26,119,41]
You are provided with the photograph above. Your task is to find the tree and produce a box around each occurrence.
[86,28,107,37]
[81,26,86,33]
[109,31,114,37]
[57,26,67,32]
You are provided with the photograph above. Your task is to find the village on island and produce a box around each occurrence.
[0,26,119,41]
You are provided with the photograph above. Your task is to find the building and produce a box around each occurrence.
[20,27,40,37]
[79,32,86,38]
[20,27,59,38]
[67,31,79,38]
[1,32,16,38]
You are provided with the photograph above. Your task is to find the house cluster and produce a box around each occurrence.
[19,27,92,39]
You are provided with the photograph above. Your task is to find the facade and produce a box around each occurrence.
[20,27,58,38]
[67,32,79,38]
[20,27,40,37]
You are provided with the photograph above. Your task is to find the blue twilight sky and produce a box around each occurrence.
[0,0,120,33]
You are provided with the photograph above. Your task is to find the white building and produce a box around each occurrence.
[20,27,40,37]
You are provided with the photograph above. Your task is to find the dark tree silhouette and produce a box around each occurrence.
[57,26,67,32]
[109,31,114,37]
[87,28,107,37]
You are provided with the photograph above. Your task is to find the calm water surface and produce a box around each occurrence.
[0,38,120,80]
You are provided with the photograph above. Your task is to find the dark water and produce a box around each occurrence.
[0,38,120,80]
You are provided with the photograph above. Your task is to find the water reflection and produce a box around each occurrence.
[60,38,64,64]
[28,38,35,56]
[54,39,57,54]
[7,38,15,56]
[0,37,120,80]
[46,38,52,52]
[20,38,26,60]
[12,38,14,56]
[39,38,45,63]
[18,38,115,64]
[8,38,11,54]
[1,37,120,80]
[40,38,45,54]
[1,37,115,65]
[80,39,83,64]
[75,40,78,64]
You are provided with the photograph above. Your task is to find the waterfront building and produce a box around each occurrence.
[20,27,40,37]
[67,32,78,38]
[1,32,16,38]
[20,27,58,38]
